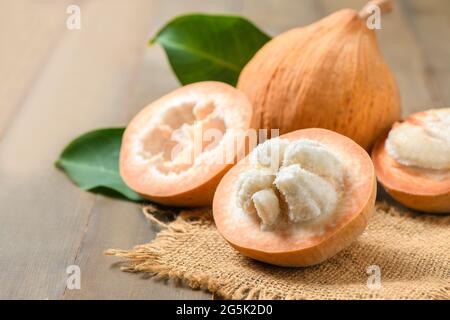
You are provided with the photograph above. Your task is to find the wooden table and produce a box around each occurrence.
[0,0,448,299]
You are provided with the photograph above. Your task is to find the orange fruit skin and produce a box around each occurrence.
[237,9,401,151]
[213,128,377,267]
[381,188,450,214]
[134,167,229,207]
[223,188,375,267]
[372,132,450,214]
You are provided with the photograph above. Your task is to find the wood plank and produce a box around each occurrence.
[63,198,212,299]
[400,0,450,107]
[0,0,93,300]
[0,0,72,138]
[242,0,325,35]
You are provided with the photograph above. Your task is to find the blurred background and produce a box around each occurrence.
[0,0,449,299]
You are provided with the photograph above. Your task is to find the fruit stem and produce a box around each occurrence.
[358,0,394,19]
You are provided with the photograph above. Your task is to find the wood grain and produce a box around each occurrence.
[0,0,448,299]
[0,0,72,138]
[401,0,450,108]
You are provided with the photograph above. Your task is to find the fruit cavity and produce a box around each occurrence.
[137,100,226,175]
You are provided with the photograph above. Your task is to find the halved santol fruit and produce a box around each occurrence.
[372,108,450,213]
[213,129,376,267]
[120,81,253,206]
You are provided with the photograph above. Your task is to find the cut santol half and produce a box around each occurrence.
[213,129,376,267]
[120,81,253,206]
[372,108,450,213]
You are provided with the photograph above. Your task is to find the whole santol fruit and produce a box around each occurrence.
[372,108,450,213]
[120,81,253,207]
[237,0,401,151]
[213,129,376,267]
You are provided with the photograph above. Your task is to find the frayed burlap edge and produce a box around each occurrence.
[105,203,450,300]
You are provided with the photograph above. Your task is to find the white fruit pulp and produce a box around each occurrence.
[386,108,450,170]
[236,138,345,229]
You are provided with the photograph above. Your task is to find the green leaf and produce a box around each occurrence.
[151,13,271,86]
[56,128,142,202]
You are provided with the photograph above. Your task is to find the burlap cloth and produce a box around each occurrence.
[106,202,449,300]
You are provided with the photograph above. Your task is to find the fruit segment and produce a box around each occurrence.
[274,164,339,223]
